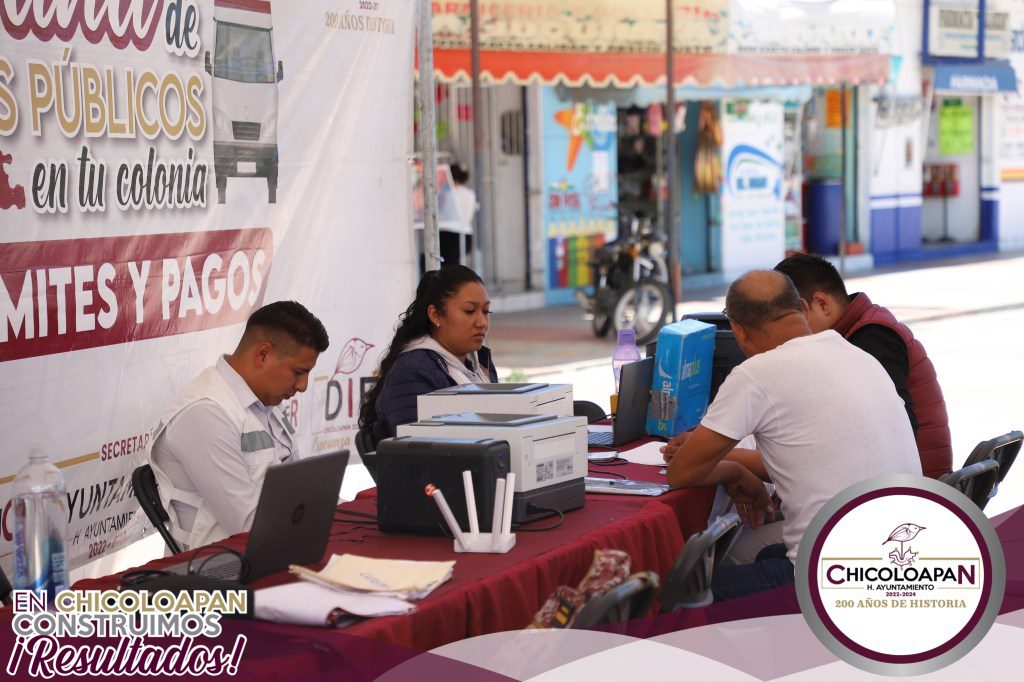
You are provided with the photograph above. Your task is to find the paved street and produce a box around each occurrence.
[490,252,1024,516]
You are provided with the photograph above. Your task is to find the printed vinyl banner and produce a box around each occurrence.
[0,0,417,571]
[719,98,785,276]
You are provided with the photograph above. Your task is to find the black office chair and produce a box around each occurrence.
[354,428,374,456]
[573,400,607,424]
[0,565,13,606]
[940,459,1001,510]
[963,430,1022,504]
[658,513,742,611]
[355,422,389,482]
[131,464,182,555]
[572,572,660,628]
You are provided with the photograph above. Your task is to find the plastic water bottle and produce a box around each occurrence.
[12,447,69,604]
[611,328,642,392]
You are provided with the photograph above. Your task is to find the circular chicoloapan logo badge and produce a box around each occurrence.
[796,475,1005,676]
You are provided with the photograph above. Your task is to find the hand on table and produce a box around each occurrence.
[659,429,694,463]
[725,466,774,529]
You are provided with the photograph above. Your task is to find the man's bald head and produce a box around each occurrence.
[725,270,803,333]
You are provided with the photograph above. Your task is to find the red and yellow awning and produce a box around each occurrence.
[430,0,895,88]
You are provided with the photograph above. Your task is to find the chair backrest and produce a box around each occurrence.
[355,422,389,483]
[658,513,742,612]
[354,428,374,456]
[940,459,1000,510]
[131,464,182,555]
[0,565,12,606]
[964,430,1022,486]
[573,400,606,424]
[572,572,660,628]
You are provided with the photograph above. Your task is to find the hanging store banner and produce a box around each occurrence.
[431,0,893,87]
[0,0,416,572]
[719,99,786,276]
[927,0,1012,60]
[540,86,617,305]
[431,0,729,59]
[728,0,895,56]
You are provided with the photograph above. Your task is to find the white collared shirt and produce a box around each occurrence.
[151,357,296,537]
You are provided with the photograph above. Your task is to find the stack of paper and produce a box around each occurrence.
[290,554,455,600]
[256,554,456,627]
[255,581,416,626]
[619,441,669,466]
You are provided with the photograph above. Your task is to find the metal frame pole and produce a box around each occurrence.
[839,84,848,276]
[666,0,681,303]
[418,0,441,270]
[470,0,487,277]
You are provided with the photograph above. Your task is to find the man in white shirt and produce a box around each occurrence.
[149,301,329,551]
[663,270,921,600]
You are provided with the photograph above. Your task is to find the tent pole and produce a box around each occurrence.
[839,84,848,277]
[418,0,441,270]
[471,0,486,277]
[666,0,681,304]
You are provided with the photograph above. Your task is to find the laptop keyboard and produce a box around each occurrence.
[587,431,614,446]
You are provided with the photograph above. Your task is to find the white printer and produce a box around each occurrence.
[397,412,586,522]
[417,383,573,420]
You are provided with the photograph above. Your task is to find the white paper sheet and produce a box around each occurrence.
[587,424,613,434]
[255,581,415,626]
[290,554,454,599]
[618,441,669,466]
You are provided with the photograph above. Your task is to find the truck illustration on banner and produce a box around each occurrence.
[205,0,284,203]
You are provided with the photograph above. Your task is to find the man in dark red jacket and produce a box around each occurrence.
[775,253,952,478]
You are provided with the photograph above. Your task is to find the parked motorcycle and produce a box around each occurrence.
[575,215,674,345]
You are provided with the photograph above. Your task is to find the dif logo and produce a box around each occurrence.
[316,338,375,424]
[797,475,1005,675]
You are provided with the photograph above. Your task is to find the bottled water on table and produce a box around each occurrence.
[12,447,70,604]
[611,328,642,392]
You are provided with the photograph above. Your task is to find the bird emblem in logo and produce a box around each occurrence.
[884,523,925,566]
[333,338,374,378]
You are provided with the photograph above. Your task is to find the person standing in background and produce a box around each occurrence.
[444,163,477,265]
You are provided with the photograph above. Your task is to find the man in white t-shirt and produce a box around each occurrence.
[663,270,921,600]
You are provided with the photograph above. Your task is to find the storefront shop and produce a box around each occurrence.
[427,0,895,303]
[997,6,1024,252]
[870,0,1017,265]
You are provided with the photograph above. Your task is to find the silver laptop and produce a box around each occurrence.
[588,358,654,447]
[165,450,349,583]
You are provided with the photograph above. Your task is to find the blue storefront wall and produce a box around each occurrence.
[625,85,810,275]
[539,87,618,305]
[870,194,922,265]
[870,192,998,265]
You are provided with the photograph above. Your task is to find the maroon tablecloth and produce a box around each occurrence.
[70,493,699,651]
[4,431,717,660]
[353,433,715,540]
[584,432,717,539]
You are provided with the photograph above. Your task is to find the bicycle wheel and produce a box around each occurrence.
[612,278,673,344]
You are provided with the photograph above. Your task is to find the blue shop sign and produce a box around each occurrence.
[933,61,1018,94]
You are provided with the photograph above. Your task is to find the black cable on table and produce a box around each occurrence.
[517,505,565,532]
[588,468,628,479]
